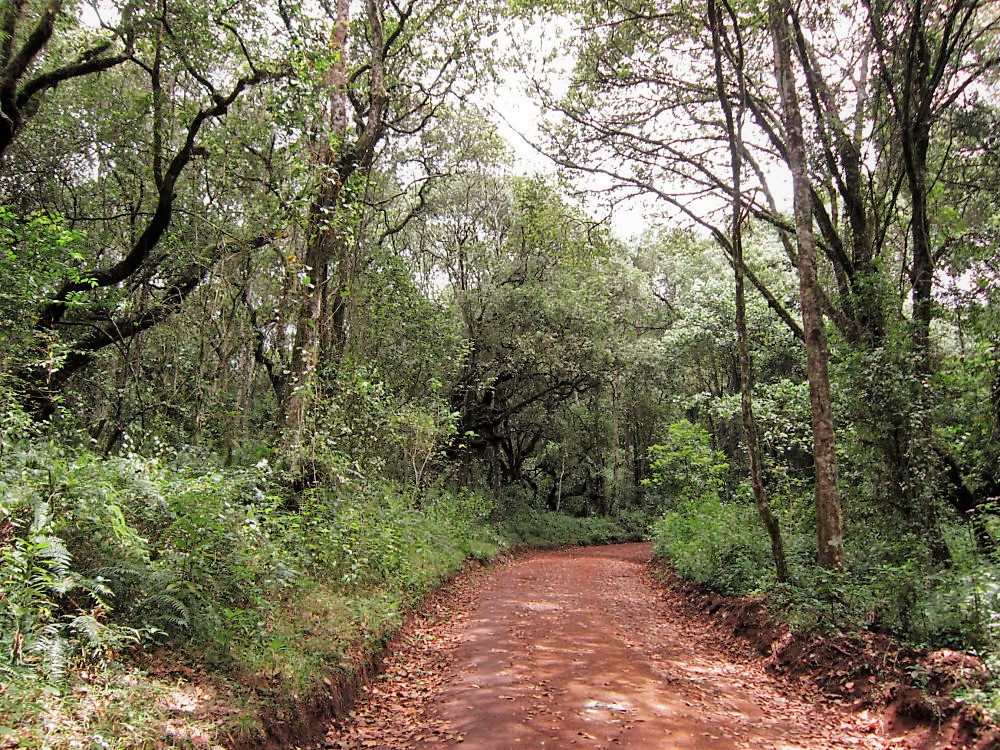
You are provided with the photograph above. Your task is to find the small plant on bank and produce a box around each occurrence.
[0,437,503,748]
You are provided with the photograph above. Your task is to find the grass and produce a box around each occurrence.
[1,444,646,749]
[497,509,648,549]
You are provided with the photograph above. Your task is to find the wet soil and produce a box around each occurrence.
[319,543,940,749]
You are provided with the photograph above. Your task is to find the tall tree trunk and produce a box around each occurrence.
[768,0,844,571]
[283,14,348,444]
[282,0,387,447]
[903,109,933,368]
[710,0,787,582]
[611,376,623,515]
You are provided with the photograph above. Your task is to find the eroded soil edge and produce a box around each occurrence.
[313,543,999,750]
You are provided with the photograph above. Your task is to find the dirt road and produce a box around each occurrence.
[321,543,898,749]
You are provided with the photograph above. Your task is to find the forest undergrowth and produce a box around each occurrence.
[3,427,999,748]
[0,434,506,748]
[646,417,1000,730]
[0,428,646,749]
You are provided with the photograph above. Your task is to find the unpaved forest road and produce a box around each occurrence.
[320,544,901,749]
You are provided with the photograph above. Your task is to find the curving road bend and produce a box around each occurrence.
[321,543,895,750]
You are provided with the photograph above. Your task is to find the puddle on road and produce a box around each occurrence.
[584,699,633,713]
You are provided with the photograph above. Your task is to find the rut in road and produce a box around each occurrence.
[321,543,894,749]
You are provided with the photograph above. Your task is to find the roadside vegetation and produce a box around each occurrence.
[0,422,646,747]
[0,426,502,747]
[2,0,1000,745]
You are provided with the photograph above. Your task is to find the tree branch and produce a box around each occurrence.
[37,67,283,329]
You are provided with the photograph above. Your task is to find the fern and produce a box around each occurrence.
[1,490,125,679]
[69,614,145,662]
[31,623,68,683]
[68,614,103,647]
[93,560,191,632]
[143,590,190,630]
[30,531,71,571]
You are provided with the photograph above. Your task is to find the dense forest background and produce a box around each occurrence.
[1,0,999,744]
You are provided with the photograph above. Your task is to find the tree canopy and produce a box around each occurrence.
[2,0,1000,741]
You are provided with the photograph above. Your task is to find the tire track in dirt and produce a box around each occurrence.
[320,543,905,749]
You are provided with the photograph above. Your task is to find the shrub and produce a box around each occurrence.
[613,508,656,541]
[0,452,146,681]
[650,494,772,595]
[645,419,728,510]
[1,439,503,679]
[498,510,639,548]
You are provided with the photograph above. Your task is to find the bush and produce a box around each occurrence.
[498,510,641,548]
[0,444,291,670]
[0,436,506,746]
[613,508,656,541]
[650,495,772,595]
[0,441,503,681]
[645,419,728,510]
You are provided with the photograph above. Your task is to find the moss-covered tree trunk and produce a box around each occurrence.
[768,0,844,571]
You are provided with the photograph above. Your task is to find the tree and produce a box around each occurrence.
[263,0,494,451]
[396,167,665,506]
[709,0,786,580]
[514,0,999,565]
[520,0,842,566]
[0,0,134,162]
[279,0,389,448]
[766,0,842,569]
[4,0,289,420]
[863,0,999,366]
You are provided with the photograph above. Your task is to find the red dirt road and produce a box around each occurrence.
[321,544,901,749]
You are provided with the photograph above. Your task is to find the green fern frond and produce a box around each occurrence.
[29,501,52,535]
[31,623,68,683]
[143,591,190,628]
[31,534,72,573]
[68,614,104,645]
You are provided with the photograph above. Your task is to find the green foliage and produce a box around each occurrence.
[0,385,32,461]
[645,419,729,509]
[652,469,1000,648]
[0,437,500,672]
[1,444,272,671]
[0,207,86,378]
[650,494,773,595]
[0,207,87,303]
[613,508,657,541]
[283,362,459,495]
[0,434,503,745]
[498,510,642,548]
[0,501,108,680]
[0,452,157,682]
[768,539,1000,647]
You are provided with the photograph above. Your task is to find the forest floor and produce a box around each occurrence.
[312,543,997,750]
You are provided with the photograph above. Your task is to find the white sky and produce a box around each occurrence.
[482,29,659,240]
